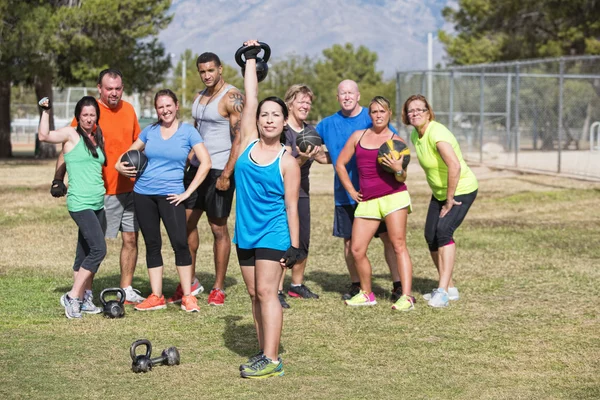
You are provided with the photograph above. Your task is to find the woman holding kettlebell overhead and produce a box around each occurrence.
[37,96,107,319]
[234,39,302,379]
[115,89,211,313]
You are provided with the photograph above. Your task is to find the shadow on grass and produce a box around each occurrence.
[306,270,438,298]
[221,315,287,358]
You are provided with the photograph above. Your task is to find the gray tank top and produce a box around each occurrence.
[190,84,234,169]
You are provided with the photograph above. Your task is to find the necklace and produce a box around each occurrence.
[193,79,226,132]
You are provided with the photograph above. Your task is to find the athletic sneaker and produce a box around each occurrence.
[240,355,284,379]
[134,293,167,311]
[423,287,459,301]
[80,290,102,314]
[341,284,361,300]
[167,279,204,304]
[392,295,415,311]
[61,293,82,319]
[428,288,450,308]
[288,284,319,299]
[239,350,264,371]
[278,291,290,309]
[120,286,146,305]
[391,285,403,302]
[207,288,226,306]
[181,295,200,313]
[345,290,377,307]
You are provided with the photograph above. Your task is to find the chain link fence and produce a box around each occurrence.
[395,55,600,180]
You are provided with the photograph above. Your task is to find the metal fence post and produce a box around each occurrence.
[395,72,403,139]
[515,63,520,167]
[558,59,565,173]
[479,68,485,163]
[449,69,455,132]
[506,73,512,151]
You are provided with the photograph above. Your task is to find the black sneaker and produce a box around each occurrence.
[287,284,319,299]
[278,291,290,309]
[391,285,403,302]
[341,284,361,300]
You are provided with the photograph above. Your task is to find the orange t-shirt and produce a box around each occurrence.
[71,100,140,195]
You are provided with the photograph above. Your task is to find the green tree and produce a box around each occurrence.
[440,0,600,65]
[0,0,173,158]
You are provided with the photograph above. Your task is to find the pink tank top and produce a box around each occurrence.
[355,130,407,201]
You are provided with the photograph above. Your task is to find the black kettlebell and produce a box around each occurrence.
[131,339,153,373]
[235,42,271,82]
[100,288,126,319]
[151,346,181,367]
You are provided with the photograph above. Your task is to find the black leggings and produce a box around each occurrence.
[133,193,191,268]
[424,190,477,252]
[69,208,107,273]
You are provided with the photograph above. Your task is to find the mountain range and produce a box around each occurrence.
[158,0,454,78]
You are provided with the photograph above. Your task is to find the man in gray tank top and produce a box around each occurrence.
[170,52,244,306]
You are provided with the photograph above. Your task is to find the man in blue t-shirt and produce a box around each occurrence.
[316,79,403,301]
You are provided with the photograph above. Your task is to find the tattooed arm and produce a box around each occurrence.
[215,88,245,191]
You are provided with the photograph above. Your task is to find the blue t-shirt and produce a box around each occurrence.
[316,107,397,206]
[134,122,203,195]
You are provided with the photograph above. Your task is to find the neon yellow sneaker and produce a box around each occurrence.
[240,355,284,379]
[344,290,377,307]
[392,295,415,311]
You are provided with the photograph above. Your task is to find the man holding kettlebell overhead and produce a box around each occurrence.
[173,52,244,306]
[52,68,145,307]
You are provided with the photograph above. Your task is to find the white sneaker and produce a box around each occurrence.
[81,290,102,314]
[428,288,450,308]
[122,286,146,304]
[423,287,459,301]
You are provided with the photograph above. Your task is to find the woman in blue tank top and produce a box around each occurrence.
[233,40,302,379]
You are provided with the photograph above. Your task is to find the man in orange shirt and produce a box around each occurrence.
[51,68,145,305]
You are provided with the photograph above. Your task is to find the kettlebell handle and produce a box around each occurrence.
[130,339,152,361]
[235,42,271,68]
[100,287,126,306]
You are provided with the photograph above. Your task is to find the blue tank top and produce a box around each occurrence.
[233,139,290,251]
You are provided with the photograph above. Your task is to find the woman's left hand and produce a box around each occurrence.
[440,198,462,218]
[381,154,404,174]
[167,192,190,206]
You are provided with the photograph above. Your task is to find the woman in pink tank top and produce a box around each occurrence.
[335,96,415,311]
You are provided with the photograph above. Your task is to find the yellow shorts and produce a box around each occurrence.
[355,191,412,220]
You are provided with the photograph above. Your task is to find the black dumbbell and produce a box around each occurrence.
[100,288,126,319]
[151,346,180,367]
[234,42,271,82]
[130,339,153,373]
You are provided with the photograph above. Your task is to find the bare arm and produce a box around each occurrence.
[38,108,74,146]
[334,131,361,202]
[282,153,301,248]
[115,138,145,177]
[437,141,462,217]
[216,89,245,191]
[168,142,212,206]
[239,44,260,152]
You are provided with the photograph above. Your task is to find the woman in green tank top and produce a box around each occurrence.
[38,96,107,319]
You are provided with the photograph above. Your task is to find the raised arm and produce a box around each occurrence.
[37,99,75,146]
[334,131,361,202]
[216,88,245,191]
[239,41,261,151]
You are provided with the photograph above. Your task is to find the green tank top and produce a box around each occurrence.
[64,136,106,212]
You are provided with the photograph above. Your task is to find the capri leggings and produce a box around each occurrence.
[70,208,107,273]
[133,193,192,268]
[424,189,478,252]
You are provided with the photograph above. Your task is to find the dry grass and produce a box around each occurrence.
[0,160,599,399]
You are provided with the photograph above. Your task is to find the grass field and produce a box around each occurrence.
[1,159,599,399]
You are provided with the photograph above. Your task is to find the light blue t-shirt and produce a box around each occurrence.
[316,107,397,206]
[134,122,203,196]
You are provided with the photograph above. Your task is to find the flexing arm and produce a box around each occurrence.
[216,89,245,191]
[334,131,361,202]
[437,141,462,217]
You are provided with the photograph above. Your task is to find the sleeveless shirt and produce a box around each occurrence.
[64,136,106,212]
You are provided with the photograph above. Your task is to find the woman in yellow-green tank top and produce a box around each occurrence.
[37,96,107,319]
[402,94,478,309]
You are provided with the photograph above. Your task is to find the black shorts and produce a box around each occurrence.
[298,197,310,254]
[236,247,286,267]
[333,204,387,239]
[184,167,235,218]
